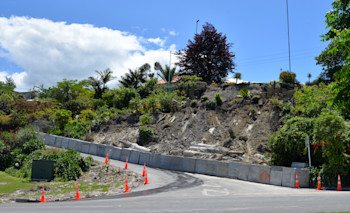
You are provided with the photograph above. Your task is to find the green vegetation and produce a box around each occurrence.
[1,126,92,181]
[240,87,249,98]
[0,171,35,193]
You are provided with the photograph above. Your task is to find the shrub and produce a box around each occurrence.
[228,128,235,139]
[139,114,155,126]
[157,91,183,113]
[144,96,159,113]
[240,87,250,98]
[22,139,45,155]
[63,120,89,139]
[279,71,296,84]
[176,76,206,99]
[17,125,38,146]
[270,98,282,109]
[0,93,14,114]
[201,95,209,101]
[282,103,292,114]
[214,93,223,106]
[205,100,216,110]
[268,117,315,167]
[62,98,91,117]
[138,125,155,142]
[102,88,139,109]
[54,149,92,181]
[129,97,142,114]
[190,100,198,108]
[54,109,72,130]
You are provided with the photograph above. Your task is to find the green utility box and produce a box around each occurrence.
[31,160,55,181]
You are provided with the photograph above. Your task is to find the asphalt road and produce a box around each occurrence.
[1,155,350,213]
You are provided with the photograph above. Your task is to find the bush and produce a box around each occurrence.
[62,98,91,117]
[205,100,216,110]
[190,100,198,108]
[17,125,38,146]
[157,91,183,113]
[138,125,155,142]
[240,87,250,98]
[228,128,235,139]
[268,117,315,167]
[54,149,92,181]
[144,96,159,113]
[54,109,72,130]
[279,71,297,84]
[22,139,45,155]
[0,93,14,114]
[139,114,155,126]
[176,76,206,99]
[201,96,209,101]
[270,98,282,109]
[214,93,223,106]
[282,103,292,114]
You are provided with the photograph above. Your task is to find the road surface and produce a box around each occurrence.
[1,155,350,213]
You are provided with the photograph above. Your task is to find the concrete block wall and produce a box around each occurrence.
[40,133,309,188]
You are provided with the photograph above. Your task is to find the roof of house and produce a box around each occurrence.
[157,75,183,85]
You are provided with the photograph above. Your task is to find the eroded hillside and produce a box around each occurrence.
[86,83,295,165]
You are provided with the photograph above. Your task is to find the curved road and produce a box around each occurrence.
[1,155,350,212]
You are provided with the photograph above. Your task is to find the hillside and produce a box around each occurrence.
[85,83,295,165]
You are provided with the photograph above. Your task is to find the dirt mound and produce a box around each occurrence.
[86,83,294,165]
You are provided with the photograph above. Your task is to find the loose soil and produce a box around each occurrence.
[86,83,295,165]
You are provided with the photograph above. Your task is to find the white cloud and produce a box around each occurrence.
[147,37,166,47]
[169,31,178,36]
[0,16,177,91]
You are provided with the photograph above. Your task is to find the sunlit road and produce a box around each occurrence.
[1,155,350,213]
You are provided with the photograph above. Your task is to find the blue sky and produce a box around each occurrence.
[0,0,334,91]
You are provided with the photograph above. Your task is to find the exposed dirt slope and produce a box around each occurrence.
[86,83,294,165]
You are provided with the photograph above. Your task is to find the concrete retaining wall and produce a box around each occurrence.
[41,133,309,188]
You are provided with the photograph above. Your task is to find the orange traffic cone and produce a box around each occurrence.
[40,186,46,203]
[124,157,128,169]
[104,152,109,164]
[144,170,149,184]
[295,173,300,188]
[337,174,342,191]
[142,163,146,176]
[316,174,322,190]
[75,183,82,200]
[124,176,130,192]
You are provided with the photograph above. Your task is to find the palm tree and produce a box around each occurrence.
[89,68,114,99]
[234,73,242,84]
[154,62,177,84]
[119,63,151,89]
[307,73,312,82]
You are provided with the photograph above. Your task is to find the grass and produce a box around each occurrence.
[0,171,123,202]
[0,171,36,194]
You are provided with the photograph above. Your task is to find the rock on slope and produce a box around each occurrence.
[86,83,294,165]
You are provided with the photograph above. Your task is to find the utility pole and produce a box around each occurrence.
[286,0,292,72]
[168,51,171,88]
[196,20,199,34]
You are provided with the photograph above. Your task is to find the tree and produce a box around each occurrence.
[88,68,114,99]
[234,73,241,84]
[320,0,350,117]
[119,63,151,89]
[316,42,345,83]
[154,62,177,83]
[176,22,236,84]
[5,76,16,88]
[307,73,312,82]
